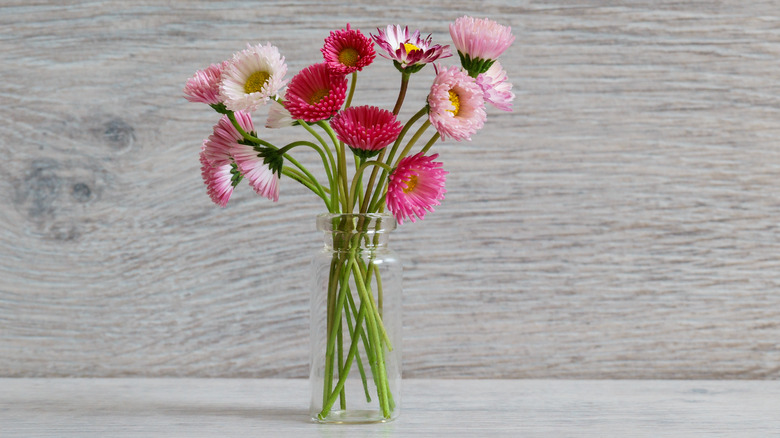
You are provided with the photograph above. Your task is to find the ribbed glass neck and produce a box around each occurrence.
[317,213,396,251]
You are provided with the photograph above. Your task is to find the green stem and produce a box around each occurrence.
[392,120,431,168]
[314,121,349,213]
[337,312,346,410]
[353,157,364,213]
[343,289,372,403]
[322,253,354,409]
[319,275,370,419]
[419,132,441,155]
[226,111,274,148]
[392,73,411,116]
[322,255,340,408]
[345,72,358,109]
[350,257,391,418]
[300,121,340,212]
[281,168,328,205]
[369,184,388,213]
[357,259,393,351]
[349,160,393,207]
[358,149,385,214]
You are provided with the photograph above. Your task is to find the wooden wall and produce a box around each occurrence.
[2,0,779,378]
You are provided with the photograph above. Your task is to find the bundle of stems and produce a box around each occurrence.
[226,72,434,419]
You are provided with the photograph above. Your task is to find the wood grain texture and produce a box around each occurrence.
[2,378,779,437]
[1,1,780,378]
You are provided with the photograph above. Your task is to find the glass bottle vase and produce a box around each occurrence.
[309,213,402,423]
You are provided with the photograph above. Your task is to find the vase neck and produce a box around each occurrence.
[317,213,396,251]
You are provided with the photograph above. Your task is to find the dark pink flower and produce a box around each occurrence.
[284,63,348,122]
[330,105,402,159]
[386,153,447,224]
[321,24,376,75]
[371,25,451,73]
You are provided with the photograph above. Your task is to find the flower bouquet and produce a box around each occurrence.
[184,16,514,423]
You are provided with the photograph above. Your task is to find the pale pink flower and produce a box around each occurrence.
[284,63,348,122]
[232,145,280,202]
[428,65,486,141]
[449,16,514,75]
[220,43,288,112]
[201,112,254,166]
[330,105,402,159]
[321,24,376,75]
[386,152,447,224]
[200,151,237,208]
[265,93,295,129]
[372,25,451,73]
[201,111,279,202]
[476,61,514,112]
[184,61,227,106]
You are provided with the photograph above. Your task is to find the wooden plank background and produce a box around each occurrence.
[1,0,779,379]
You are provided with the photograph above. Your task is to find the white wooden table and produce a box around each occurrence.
[2,379,778,437]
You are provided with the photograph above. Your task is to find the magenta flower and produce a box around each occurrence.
[220,42,288,112]
[330,105,402,159]
[372,25,451,74]
[322,24,376,75]
[449,16,514,75]
[386,153,447,224]
[184,61,227,106]
[200,151,237,208]
[428,65,486,141]
[284,63,348,122]
[476,61,515,112]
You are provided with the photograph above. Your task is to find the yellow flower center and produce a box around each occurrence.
[403,43,421,54]
[244,70,271,94]
[403,174,418,194]
[448,90,460,116]
[338,47,360,67]
[309,88,329,104]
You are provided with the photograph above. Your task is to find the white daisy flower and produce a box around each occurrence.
[220,42,288,112]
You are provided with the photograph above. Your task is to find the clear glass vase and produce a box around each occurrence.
[309,213,402,423]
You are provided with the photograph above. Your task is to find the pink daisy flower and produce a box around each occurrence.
[321,24,376,75]
[449,16,514,75]
[184,61,227,106]
[330,105,402,159]
[202,111,280,202]
[476,61,515,112]
[220,42,288,112]
[372,25,451,73]
[232,144,280,202]
[284,63,348,122]
[201,112,254,166]
[386,152,447,224]
[200,151,238,208]
[428,65,486,141]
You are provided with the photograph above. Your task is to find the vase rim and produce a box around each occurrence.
[316,212,397,233]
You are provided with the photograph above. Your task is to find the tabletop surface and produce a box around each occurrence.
[2,378,779,437]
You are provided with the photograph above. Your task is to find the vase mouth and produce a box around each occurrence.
[316,213,397,233]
